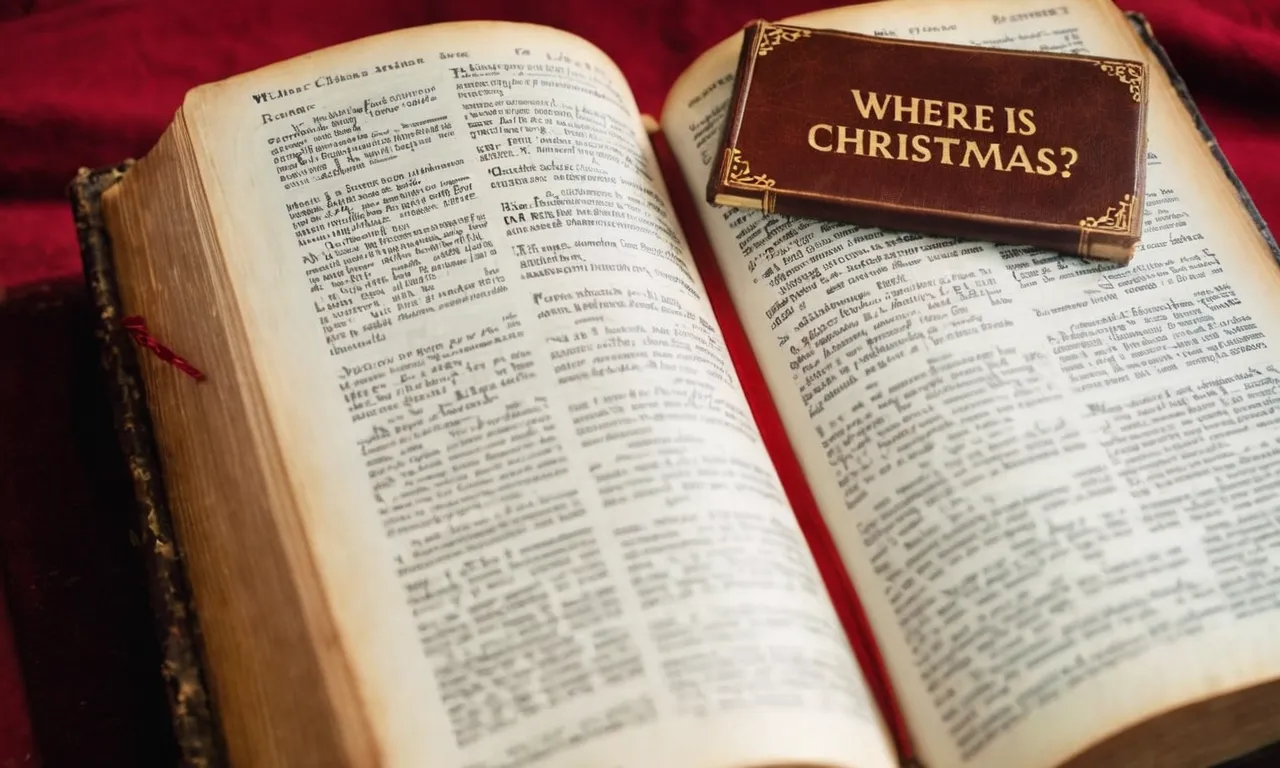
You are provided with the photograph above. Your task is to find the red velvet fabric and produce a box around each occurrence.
[2,1,1280,765]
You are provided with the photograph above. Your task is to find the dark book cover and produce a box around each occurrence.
[707,20,1149,262]
[65,13,1279,767]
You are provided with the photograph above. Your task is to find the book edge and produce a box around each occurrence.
[1127,11,1280,267]
[706,20,770,210]
[68,164,228,768]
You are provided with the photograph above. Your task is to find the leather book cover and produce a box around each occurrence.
[68,164,227,768]
[707,21,1149,263]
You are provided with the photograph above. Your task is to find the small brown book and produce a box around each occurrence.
[708,21,1148,262]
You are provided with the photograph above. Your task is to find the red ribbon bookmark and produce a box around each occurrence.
[121,316,206,381]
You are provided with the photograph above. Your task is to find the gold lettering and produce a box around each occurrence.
[808,123,833,152]
[910,134,932,162]
[946,102,971,130]
[973,105,994,132]
[893,95,920,124]
[896,132,909,160]
[922,99,944,127]
[961,140,1005,170]
[1004,106,1017,134]
[1017,108,1037,135]
[1005,144,1034,173]
[836,125,864,154]
[1035,147,1058,175]
[868,130,892,159]
[1059,146,1078,177]
[851,90,891,120]
[935,136,960,164]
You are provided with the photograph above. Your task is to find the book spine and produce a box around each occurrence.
[706,21,770,211]
[69,164,227,768]
[655,124,922,765]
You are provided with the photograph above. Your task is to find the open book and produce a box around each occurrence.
[84,0,1280,765]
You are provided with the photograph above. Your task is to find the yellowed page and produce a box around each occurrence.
[179,20,895,768]
[663,1,1280,767]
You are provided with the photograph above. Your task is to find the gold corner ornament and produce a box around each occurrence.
[1093,60,1145,102]
[1079,193,1133,232]
[723,148,778,213]
[756,23,812,56]
[725,147,776,190]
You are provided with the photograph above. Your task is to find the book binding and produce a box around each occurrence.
[69,163,227,768]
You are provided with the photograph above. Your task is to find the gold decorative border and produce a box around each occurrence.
[1079,193,1133,233]
[724,147,776,190]
[722,148,777,213]
[756,23,811,56]
[1093,60,1145,102]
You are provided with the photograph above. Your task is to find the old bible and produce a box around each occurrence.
[75,0,1280,767]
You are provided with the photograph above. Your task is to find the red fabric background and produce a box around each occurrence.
[2,1,1280,765]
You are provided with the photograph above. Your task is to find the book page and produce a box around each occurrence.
[663,1,1280,766]
[180,21,894,768]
